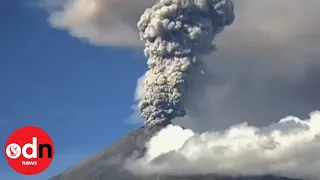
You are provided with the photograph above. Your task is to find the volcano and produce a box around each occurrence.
[49,124,304,180]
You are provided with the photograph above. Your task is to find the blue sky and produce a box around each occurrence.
[1,0,146,179]
[2,0,320,179]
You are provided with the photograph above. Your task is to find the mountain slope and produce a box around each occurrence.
[49,124,304,180]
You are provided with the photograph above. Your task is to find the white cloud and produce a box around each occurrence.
[134,74,146,102]
[125,111,320,180]
[45,0,156,46]
[124,105,144,125]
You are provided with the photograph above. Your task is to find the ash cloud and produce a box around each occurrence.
[46,0,320,135]
[137,0,234,125]
[98,0,320,131]
[175,0,320,132]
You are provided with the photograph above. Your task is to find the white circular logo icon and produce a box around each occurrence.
[6,143,21,159]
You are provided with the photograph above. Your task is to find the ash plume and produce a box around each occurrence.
[137,0,235,125]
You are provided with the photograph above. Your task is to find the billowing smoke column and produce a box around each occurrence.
[137,0,235,125]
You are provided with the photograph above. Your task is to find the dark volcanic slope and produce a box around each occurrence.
[49,125,303,180]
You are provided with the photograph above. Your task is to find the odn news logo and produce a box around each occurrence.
[5,126,54,175]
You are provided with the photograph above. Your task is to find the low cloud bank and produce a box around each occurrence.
[125,111,320,180]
